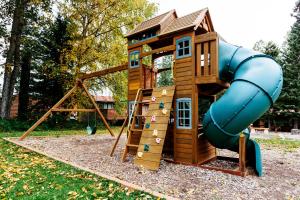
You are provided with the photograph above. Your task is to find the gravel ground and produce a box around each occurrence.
[9,135,300,200]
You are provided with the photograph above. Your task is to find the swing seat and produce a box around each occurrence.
[86,126,93,135]
[91,126,97,135]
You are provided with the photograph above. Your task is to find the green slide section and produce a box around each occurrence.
[203,40,283,176]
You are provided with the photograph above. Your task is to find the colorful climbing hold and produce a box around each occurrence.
[151,96,156,102]
[162,108,167,115]
[159,101,164,109]
[151,115,156,122]
[153,129,158,136]
[145,123,150,129]
[144,144,150,152]
[155,138,161,144]
[137,152,143,158]
[162,89,167,96]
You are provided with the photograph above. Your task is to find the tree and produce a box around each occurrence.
[58,0,157,112]
[253,40,280,61]
[0,0,52,119]
[276,0,300,129]
[1,0,29,119]
[157,55,173,87]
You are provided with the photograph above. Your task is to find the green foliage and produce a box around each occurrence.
[157,55,174,87]
[0,139,157,199]
[253,40,280,61]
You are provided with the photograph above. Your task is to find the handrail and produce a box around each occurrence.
[127,88,142,131]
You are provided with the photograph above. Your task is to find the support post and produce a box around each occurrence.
[19,84,78,140]
[239,133,246,176]
[80,81,115,137]
[110,115,128,157]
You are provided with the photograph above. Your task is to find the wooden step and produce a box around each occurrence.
[130,128,143,132]
[126,144,139,148]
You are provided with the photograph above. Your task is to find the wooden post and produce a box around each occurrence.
[239,133,246,176]
[80,81,115,137]
[19,84,78,140]
[110,115,128,157]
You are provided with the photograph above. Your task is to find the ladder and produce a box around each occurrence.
[122,88,153,161]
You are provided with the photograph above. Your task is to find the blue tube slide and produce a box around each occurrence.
[203,40,283,176]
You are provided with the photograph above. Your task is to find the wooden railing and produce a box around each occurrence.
[195,32,219,84]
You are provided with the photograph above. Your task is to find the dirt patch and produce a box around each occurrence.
[9,135,300,200]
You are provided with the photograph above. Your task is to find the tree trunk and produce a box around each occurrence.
[0,0,28,119]
[18,51,31,120]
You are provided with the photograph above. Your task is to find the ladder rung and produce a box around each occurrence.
[126,144,139,148]
[130,128,143,132]
[134,115,145,117]
[142,88,153,91]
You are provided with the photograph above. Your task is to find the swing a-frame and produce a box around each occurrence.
[19,64,128,140]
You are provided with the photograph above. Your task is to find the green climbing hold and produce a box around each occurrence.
[159,101,164,109]
[145,123,150,129]
[144,144,150,152]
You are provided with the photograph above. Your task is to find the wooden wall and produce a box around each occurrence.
[173,32,197,164]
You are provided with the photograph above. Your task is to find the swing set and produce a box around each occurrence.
[19,64,128,140]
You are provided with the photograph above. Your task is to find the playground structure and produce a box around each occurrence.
[20,8,283,177]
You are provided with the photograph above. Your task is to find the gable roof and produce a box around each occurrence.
[160,8,208,35]
[125,9,176,37]
[126,8,213,38]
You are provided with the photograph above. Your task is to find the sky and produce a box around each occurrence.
[0,0,297,94]
[150,0,296,48]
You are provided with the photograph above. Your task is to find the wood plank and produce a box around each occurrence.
[195,32,218,43]
[140,45,175,58]
[175,65,193,73]
[134,159,160,170]
[210,40,216,76]
[176,152,193,159]
[139,137,165,145]
[176,85,193,91]
[80,64,128,80]
[175,148,193,154]
[204,42,209,76]
[175,76,193,82]
[175,90,193,95]
[175,133,193,139]
[174,57,192,64]
[175,70,193,78]
[175,62,192,69]
[176,138,192,144]
[196,43,201,76]
[176,143,193,149]
[139,130,168,138]
[137,145,163,154]
[144,117,170,124]
[128,37,159,50]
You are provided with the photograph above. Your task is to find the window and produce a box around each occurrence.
[129,50,140,68]
[176,98,192,129]
[176,36,192,59]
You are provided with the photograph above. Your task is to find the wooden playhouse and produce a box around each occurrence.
[120,8,231,171]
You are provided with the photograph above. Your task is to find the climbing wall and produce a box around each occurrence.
[134,85,175,170]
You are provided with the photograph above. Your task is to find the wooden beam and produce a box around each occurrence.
[80,64,128,80]
[195,32,218,44]
[239,133,246,176]
[51,108,96,112]
[127,37,159,50]
[140,45,175,58]
[110,115,129,157]
[19,84,78,140]
[80,81,115,137]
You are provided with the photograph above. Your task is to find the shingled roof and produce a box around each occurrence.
[126,8,212,38]
[125,9,176,37]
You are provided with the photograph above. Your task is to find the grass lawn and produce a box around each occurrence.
[254,138,300,151]
[0,128,159,199]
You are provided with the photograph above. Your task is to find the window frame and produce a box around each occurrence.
[129,50,140,68]
[176,36,192,59]
[176,98,192,129]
